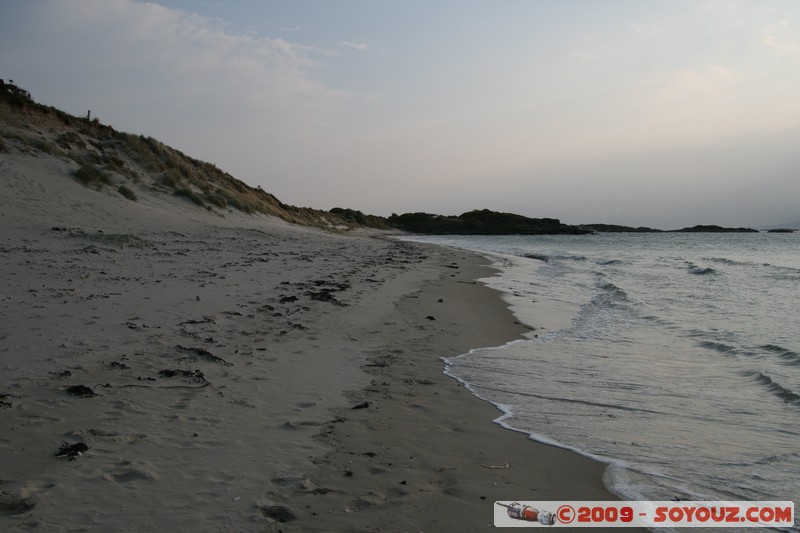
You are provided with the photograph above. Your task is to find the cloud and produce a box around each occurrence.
[1,0,354,188]
[340,41,370,51]
[626,21,665,36]
[5,0,343,106]
[762,21,800,53]
[648,65,743,100]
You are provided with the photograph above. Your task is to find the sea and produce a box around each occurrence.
[402,232,799,531]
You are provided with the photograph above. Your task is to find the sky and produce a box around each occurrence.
[2,0,799,229]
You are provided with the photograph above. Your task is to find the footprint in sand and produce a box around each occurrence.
[0,481,55,516]
[101,460,158,483]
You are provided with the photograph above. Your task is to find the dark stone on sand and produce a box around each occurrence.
[259,505,297,522]
[179,317,216,325]
[158,369,207,383]
[352,401,370,410]
[425,315,436,320]
[56,441,89,460]
[306,290,348,306]
[174,344,233,366]
[65,385,98,398]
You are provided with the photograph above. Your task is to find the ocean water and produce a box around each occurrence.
[403,232,799,530]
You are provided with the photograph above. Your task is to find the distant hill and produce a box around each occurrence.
[760,220,800,230]
[0,79,387,230]
[388,210,591,235]
[578,223,662,233]
[670,225,759,233]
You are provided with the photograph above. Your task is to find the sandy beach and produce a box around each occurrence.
[1,151,629,532]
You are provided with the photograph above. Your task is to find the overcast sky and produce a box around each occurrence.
[2,0,799,229]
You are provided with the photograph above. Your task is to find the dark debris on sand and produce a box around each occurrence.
[0,393,12,409]
[174,345,233,366]
[55,441,89,460]
[158,368,208,384]
[65,385,98,398]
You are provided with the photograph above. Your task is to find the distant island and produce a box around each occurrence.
[670,224,759,233]
[578,223,662,233]
[386,210,591,235]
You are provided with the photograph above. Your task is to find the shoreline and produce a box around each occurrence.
[0,151,640,531]
[274,242,638,532]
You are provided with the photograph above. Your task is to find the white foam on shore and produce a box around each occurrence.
[436,248,656,504]
[443,347,699,512]
[442,346,636,496]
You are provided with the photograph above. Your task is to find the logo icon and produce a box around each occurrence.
[496,502,556,525]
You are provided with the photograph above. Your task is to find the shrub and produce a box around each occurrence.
[162,168,182,189]
[103,154,125,172]
[205,191,227,209]
[222,193,249,213]
[173,187,206,207]
[117,185,137,201]
[56,131,86,150]
[30,138,62,156]
[74,164,111,187]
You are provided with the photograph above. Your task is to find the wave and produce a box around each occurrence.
[697,340,739,356]
[704,256,749,267]
[595,279,628,300]
[741,370,800,406]
[754,451,800,466]
[523,252,550,262]
[523,252,587,263]
[596,258,622,265]
[468,381,668,415]
[688,265,717,275]
[760,344,800,366]
[766,269,800,282]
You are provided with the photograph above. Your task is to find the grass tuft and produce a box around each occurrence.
[73,164,111,188]
[117,185,137,201]
[173,187,206,207]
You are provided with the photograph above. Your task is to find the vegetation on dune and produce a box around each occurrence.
[117,185,137,201]
[173,186,206,207]
[329,208,390,229]
[0,79,388,230]
[73,163,111,188]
